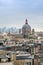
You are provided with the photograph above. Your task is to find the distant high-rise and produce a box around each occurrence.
[32,29,35,35]
[19,29,21,34]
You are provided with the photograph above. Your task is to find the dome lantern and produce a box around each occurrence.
[25,19,28,24]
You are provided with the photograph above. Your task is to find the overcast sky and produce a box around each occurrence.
[0,0,43,31]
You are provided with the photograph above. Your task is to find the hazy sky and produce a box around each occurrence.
[0,0,43,31]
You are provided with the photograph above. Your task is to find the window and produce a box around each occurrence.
[25,62,31,65]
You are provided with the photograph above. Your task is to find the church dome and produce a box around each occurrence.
[22,19,31,33]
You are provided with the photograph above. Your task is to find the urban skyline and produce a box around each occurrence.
[0,1,43,65]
